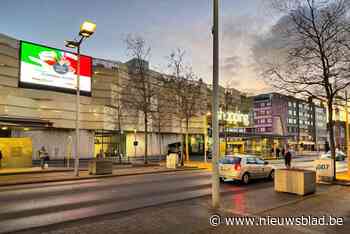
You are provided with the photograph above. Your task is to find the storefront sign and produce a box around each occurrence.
[19,41,92,95]
[218,111,250,126]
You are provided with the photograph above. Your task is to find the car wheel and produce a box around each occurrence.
[242,173,250,185]
[268,170,275,181]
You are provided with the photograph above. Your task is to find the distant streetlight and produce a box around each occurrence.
[65,20,96,177]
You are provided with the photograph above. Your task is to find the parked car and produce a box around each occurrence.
[218,154,275,184]
[320,149,346,161]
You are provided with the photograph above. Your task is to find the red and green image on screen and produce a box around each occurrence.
[19,41,92,94]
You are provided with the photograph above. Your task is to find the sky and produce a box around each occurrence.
[0,0,277,94]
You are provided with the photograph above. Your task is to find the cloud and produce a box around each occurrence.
[135,12,274,95]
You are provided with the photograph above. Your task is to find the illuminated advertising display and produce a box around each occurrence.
[19,41,92,95]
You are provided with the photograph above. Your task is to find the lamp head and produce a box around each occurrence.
[79,20,96,38]
[65,40,79,49]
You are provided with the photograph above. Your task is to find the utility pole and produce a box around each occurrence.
[212,0,220,208]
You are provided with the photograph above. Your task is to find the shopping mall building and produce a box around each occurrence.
[0,33,207,162]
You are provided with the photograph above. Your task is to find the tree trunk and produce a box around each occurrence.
[327,101,336,181]
[225,104,228,155]
[144,113,148,164]
[179,118,184,166]
[158,131,162,162]
[185,118,190,161]
[225,122,228,155]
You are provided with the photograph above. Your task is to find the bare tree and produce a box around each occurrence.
[254,0,350,179]
[151,73,170,161]
[124,35,159,164]
[168,49,205,163]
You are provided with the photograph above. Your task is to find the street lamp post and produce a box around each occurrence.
[212,0,220,208]
[65,21,96,177]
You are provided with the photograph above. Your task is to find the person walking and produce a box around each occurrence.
[276,148,280,159]
[39,146,49,169]
[284,145,292,169]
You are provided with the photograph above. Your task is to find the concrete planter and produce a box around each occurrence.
[274,169,316,195]
[88,159,113,175]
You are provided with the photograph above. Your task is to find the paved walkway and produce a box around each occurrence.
[0,166,198,187]
[0,167,72,175]
[337,172,350,182]
[18,184,349,234]
[185,156,319,170]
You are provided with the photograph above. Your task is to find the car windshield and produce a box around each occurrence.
[219,157,241,164]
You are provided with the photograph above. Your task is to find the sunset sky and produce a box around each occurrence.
[0,0,278,94]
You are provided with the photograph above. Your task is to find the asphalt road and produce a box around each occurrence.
[0,170,273,234]
[0,157,347,233]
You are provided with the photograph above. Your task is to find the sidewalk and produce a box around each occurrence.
[184,156,318,170]
[336,171,350,183]
[26,183,350,234]
[0,165,200,187]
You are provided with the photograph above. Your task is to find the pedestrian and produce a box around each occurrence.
[39,146,49,169]
[282,148,285,158]
[276,148,280,159]
[0,148,3,169]
[284,145,292,169]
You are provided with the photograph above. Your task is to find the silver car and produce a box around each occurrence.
[219,154,275,184]
[320,150,346,161]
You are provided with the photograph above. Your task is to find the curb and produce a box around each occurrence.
[0,169,74,176]
[0,167,203,187]
[332,180,350,186]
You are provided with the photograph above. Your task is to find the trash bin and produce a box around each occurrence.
[166,153,178,169]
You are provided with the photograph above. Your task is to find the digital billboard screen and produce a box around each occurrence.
[19,41,92,95]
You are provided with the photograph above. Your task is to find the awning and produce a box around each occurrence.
[220,132,291,139]
[300,141,315,145]
[0,116,52,128]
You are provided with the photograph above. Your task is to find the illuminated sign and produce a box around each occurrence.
[19,41,92,95]
[218,111,250,126]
